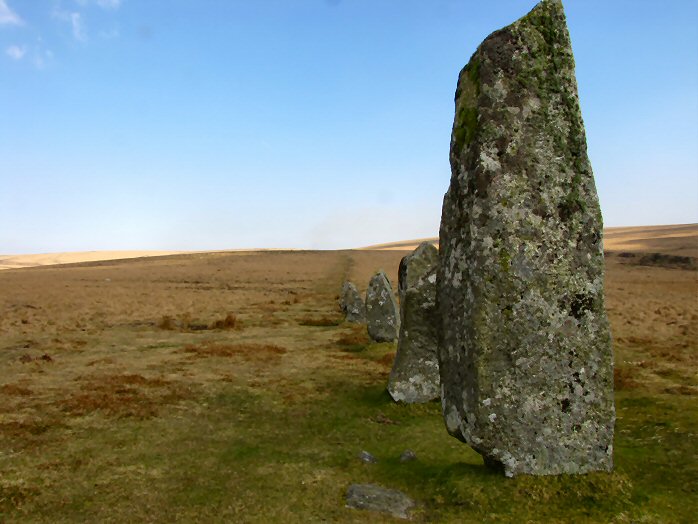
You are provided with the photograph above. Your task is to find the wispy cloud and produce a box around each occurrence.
[99,26,120,39]
[96,0,121,9]
[0,0,22,26]
[53,8,88,42]
[33,48,54,69]
[70,12,87,41]
[5,44,26,60]
[74,0,121,10]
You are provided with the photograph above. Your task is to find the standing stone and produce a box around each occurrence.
[340,281,366,323]
[438,0,614,476]
[388,242,440,402]
[365,271,399,342]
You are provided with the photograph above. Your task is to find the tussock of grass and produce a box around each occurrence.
[299,315,343,327]
[159,312,243,331]
[210,313,238,330]
[157,315,181,331]
[61,373,188,419]
[335,325,371,353]
[0,384,33,396]
[335,328,370,347]
[614,366,640,391]
[0,419,54,438]
[18,353,53,363]
[0,479,37,514]
[183,342,286,361]
[376,352,396,367]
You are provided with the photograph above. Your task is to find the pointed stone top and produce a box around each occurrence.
[398,242,438,301]
[514,0,568,36]
[414,241,438,258]
[451,0,579,161]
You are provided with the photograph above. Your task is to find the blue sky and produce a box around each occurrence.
[1,0,697,252]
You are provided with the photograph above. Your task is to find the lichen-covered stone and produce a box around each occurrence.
[340,281,366,323]
[365,271,399,343]
[388,242,440,402]
[438,0,614,476]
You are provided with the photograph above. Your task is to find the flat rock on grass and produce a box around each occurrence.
[345,483,415,520]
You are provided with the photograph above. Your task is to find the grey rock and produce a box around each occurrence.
[365,271,400,342]
[339,281,366,323]
[345,483,415,520]
[399,449,417,463]
[388,243,440,403]
[438,0,614,477]
[358,450,377,464]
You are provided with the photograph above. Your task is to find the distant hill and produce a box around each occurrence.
[362,224,698,258]
[0,251,187,271]
[1,224,695,271]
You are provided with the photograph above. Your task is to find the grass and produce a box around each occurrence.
[298,315,344,327]
[0,250,696,522]
[182,341,287,360]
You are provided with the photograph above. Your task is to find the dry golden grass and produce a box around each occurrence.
[335,325,371,347]
[298,315,344,326]
[183,341,286,360]
[61,373,188,419]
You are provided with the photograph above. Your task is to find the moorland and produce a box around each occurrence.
[0,224,696,522]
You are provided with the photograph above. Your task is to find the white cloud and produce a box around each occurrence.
[5,44,25,60]
[75,0,121,10]
[54,9,88,42]
[96,0,121,9]
[99,26,119,39]
[70,12,87,41]
[33,48,53,69]
[0,0,22,25]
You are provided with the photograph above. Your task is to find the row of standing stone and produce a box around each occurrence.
[339,0,614,479]
[339,241,441,404]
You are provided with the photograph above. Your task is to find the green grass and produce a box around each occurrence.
[3,370,696,522]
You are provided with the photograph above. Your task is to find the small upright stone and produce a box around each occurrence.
[388,242,440,403]
[438,0,614,476]
[340,281,366,323]
[365,271,400,342]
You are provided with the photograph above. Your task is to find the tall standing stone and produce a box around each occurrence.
[365,271,400,343]
[388,242,440,403]
[340,281,366,323]
[438,0,614,476]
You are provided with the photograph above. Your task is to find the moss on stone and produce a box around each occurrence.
[439,0,613,477]
[452,60,481,155]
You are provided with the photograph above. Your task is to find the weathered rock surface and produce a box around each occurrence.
[357,450,378,464]
[399,449,417,463]
[339,281,366,323]
[365,271,400,342]
[345,483,415,520]
[388,242,440,402]
[438,0,614,476]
